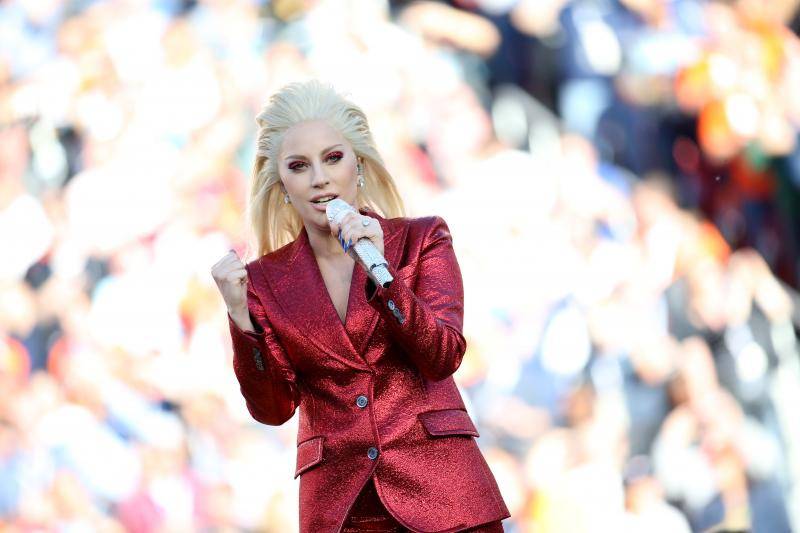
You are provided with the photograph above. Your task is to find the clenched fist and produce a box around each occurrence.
[212,250,252,329]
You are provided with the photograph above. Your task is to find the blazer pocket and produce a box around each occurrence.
[294,436,324,478]
[418,408,480,438]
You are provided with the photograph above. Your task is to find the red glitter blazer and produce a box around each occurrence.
[227,207,511,533]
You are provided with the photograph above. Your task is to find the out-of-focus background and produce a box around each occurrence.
[2,0,800,531]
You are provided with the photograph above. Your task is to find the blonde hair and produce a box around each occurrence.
[247,79,405,258]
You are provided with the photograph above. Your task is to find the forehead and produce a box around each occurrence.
[280,120,346,156]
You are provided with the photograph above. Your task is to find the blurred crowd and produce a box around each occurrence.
[2,0,800,531]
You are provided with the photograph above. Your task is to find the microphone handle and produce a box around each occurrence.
[348,237,394,288]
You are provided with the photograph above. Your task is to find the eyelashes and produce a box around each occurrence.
[288,151,344,172]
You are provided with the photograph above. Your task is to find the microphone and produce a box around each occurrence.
[326,199,394,288]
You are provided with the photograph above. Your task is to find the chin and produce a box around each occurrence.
[306,208,331,225]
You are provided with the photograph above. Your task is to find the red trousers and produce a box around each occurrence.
[342,477,504,533]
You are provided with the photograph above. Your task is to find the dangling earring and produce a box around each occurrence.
[357,161,365,188]
[284,192,291,204]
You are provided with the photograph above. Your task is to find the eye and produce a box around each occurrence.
[288,161,306,172]
[326,151,343,163]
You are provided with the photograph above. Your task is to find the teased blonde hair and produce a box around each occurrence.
[247,79,405,258]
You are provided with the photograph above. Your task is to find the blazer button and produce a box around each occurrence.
[387,299,396,311]
[367,447,379,460]
[356,395,368,408]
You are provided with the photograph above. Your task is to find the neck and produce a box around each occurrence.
[306,224,346,261]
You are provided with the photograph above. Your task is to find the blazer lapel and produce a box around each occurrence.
[350,208,407,358]
[259,207,406,371]
[345,208,407,359]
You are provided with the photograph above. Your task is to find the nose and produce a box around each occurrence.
[309,161,330,188]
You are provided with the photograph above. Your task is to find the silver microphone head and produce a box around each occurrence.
[326,198,355,225]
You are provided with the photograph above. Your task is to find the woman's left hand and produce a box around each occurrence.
[330,211,384,257]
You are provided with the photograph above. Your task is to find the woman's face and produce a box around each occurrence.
[278,119,360,233]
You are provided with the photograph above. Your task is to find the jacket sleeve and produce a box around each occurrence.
[364,216,466,381]
[228,263,300,425]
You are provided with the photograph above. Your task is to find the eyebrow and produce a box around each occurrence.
[284,144,344,161]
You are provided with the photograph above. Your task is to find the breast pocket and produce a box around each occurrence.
[418,408,480,438]
[294,436,324,478]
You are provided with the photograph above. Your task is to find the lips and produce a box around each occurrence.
[310,197,337,212]
[310,194,338,204]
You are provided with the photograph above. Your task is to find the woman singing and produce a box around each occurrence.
[211,80,510,533]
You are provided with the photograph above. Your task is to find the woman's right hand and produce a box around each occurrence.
[212,250,249,317]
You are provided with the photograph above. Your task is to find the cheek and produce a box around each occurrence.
[279,176,301,196]
[342,151,357,169]
[336,159,358,180]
